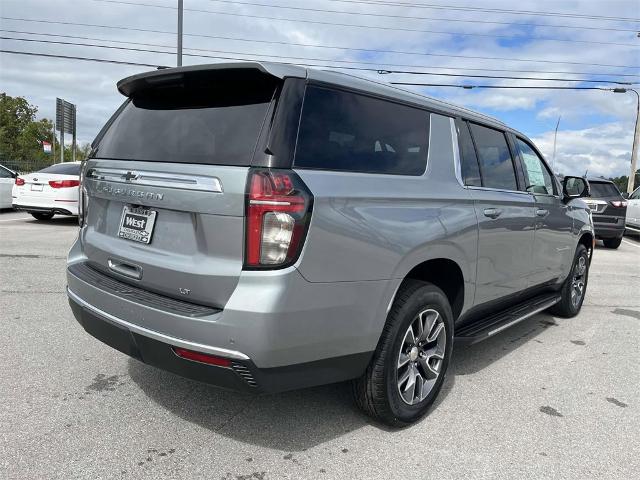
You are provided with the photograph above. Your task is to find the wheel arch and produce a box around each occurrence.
[400,258,466,321]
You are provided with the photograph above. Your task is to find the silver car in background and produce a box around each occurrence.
[67,63,593,426]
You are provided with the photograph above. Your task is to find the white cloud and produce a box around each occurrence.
[0,0,638,179]
[532,122,634,178]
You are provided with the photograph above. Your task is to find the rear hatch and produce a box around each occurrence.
[81,66,282,308]
[585,181,627,224]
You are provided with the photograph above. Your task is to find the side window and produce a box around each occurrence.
[0,168,12,179]
[631,188,640,200]
[468,123,518,191]
[295,86,429,175]
[456,119,481,186]
[516,138,556,195]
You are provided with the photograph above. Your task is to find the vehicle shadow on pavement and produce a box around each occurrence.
[128,312,556,450]
[452,312,554,376]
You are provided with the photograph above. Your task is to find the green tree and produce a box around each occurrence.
[0,93,56,172]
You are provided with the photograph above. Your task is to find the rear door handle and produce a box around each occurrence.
[108,259,143,280]
[483,208,502,219]
[536,209,549,217]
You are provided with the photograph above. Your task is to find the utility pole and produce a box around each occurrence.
[60,108,65,163]
[177,0,183,67]
[613,88,639,193]
[552,115,561,173]
[72,106,77,162]
[628,89,639,192]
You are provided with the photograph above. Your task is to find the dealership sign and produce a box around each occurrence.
[42,141,52,154]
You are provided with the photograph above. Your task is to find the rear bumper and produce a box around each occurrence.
[13,203,77,216]
[593,222,625,239]
[68,288,372,393]
[66,238,389,392]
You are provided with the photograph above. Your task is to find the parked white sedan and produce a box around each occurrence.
[12,162,81,220]
[626,186,640,235]
[0,164,17,209]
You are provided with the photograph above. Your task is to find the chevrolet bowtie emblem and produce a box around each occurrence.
[122,171,139,181]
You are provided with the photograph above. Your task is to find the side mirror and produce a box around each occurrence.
[562,176,590,200]
[622,192,630,199]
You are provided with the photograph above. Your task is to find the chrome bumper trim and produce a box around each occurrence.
[67,288,250,361]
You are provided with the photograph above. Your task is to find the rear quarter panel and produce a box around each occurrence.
[294,114,478,320]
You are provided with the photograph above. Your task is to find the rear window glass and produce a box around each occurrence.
[295,86,429,175]
[589,181,620,197]
[469,123,518,191]
[38,163,80,175]
[94,80,275,165]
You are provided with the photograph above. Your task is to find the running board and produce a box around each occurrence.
[455,293,560,345]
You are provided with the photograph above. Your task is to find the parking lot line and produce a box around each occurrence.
[0,217,31,222]
[622,239,640,249]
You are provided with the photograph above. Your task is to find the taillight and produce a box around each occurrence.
[245,169,313,268]
[49,179,80,188]
[15,177,25,186]
[610,200,627,208]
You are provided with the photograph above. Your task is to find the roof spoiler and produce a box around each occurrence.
[117,62,307,97]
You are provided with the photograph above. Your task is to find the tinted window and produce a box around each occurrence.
[516,138,555,195]
[295,87,429,175]
[631,187,640,200]
[456,120,481,186]
[469,123,518,190]
[0,167,13,178]
[38,163,80,175]
[95,84,275,165]
[589,181,620,197]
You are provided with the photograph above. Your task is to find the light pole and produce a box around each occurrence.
[552,115,561,173]
[177,0,183,67]
[613,88,639,193]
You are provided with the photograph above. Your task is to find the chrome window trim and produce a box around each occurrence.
[450,117,464,187]
[465,185,531,196]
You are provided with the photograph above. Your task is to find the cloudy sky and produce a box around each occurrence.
[0,0,638,177]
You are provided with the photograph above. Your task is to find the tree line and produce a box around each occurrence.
[0,93,91,173]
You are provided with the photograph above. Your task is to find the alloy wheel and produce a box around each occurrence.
[571,255,587,307]
[396,308,446,405]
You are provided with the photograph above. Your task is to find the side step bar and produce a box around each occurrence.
[455,293,560,345]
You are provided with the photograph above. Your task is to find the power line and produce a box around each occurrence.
[3,15,638,71]
[202,0,640,33]
[0,49,164,67]
[323,0,640,23]
[1,35,635,85]
[93,0,640,48]
[391,83,616,90]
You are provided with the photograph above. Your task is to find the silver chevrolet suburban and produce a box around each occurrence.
[67,62,594,426]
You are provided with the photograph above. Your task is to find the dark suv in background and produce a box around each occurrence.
[583,178,627,249]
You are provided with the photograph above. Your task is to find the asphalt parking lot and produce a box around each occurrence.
[1,209,638,480]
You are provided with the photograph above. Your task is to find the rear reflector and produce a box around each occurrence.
[173,347,232,367]
[15,177,25,186]
[49,179,80,188]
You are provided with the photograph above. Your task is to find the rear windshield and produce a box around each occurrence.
[589,181,620,198]
[94,80,276,166]
[38,163,80,175]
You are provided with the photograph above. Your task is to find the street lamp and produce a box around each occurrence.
[612,87,640,193]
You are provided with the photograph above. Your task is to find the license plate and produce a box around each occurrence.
[31,184,43,191]
[118,206,157,244]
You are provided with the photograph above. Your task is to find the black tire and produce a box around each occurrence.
[352,280,454,427]
[30,212,54,221]
[548,244,589,318]
[603,237,622,249]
